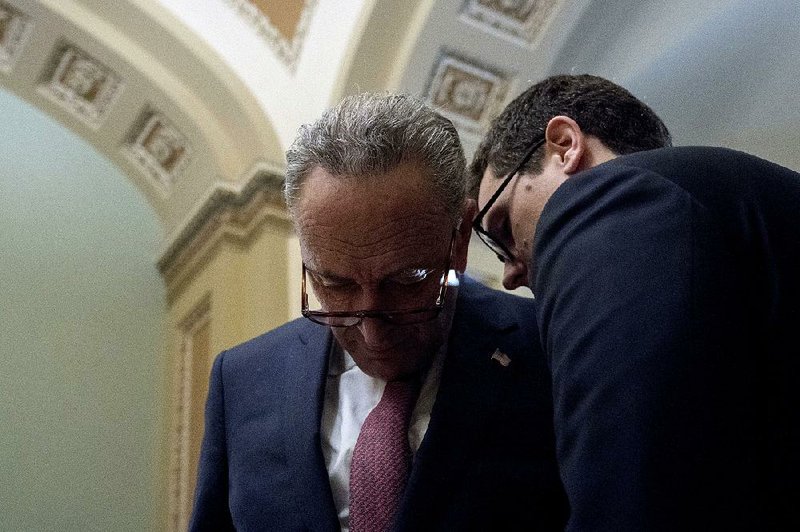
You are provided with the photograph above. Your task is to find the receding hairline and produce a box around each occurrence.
[289,157,443,211]
[284,92,468,223]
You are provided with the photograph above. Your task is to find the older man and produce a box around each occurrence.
[190,93,567,531]
[471,74,800,531]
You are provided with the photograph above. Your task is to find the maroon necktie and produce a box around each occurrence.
[349,380,419,531]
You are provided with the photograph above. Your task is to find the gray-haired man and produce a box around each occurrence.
[190,93,567,531]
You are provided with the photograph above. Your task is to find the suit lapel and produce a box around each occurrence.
[395,280,520,526]
[283,322,340,532]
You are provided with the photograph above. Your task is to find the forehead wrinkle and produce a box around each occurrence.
[300,217,451,278]
[303,210,448,251]
[306,226,444,262]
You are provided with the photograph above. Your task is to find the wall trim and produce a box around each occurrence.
[157,167,291,304]
[167,293,211,531]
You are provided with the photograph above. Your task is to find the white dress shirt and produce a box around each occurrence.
[320,344,446,531]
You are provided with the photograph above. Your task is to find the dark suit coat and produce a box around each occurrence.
[533,147,800,531]
[190,277,568,531]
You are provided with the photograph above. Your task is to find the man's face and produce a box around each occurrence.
[476,160,567,290]
[294,162,469,381]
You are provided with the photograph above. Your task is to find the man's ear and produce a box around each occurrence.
[453,198,476,273]
[544,116,586,175]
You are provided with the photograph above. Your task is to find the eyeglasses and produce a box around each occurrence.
[472,136,545,263]
[301,230,457,328]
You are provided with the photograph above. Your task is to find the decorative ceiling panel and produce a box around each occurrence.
[460,0,560,44]
[223,0,317,70]
[248,0,304,41]
[0,1,32,73]
[126,111,191,194]
[427,51,508,137]
[38,45,124,126]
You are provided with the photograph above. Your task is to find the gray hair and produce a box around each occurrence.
[284,93,467,222]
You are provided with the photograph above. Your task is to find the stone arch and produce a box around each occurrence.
[1,0,286,237]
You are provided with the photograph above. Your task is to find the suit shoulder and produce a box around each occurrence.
[215,317,326,372]
[461,275,536,317]
[611,146,799,182]
[457,277,538,341]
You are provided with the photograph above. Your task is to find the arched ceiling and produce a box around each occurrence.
[3,0,798,257]
[1,0,284,235]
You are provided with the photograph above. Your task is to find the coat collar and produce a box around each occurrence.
[284,321,340,532]
[394,278,525,528]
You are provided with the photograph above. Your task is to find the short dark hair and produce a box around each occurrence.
[469,74,671,196]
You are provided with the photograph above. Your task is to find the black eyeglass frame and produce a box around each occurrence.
[472,135,545,262]
[301,230,457,328]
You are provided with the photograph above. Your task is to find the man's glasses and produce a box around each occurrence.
[472,136,545,263]
[301,231,457,328]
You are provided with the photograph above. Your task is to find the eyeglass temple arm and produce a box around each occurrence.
[475,136,545,224]
[301,263,309,309]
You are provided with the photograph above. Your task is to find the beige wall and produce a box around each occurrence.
[159,186,295,529]
[0,88,165,531]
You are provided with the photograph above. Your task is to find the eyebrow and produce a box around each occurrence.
[305,267,352,284]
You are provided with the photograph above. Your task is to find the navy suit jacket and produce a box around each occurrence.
[190,277,568,531]
[533,147,800,531]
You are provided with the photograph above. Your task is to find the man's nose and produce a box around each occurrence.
[502,259,528,291]
[353,287,384,313]
[356,316,392,345]
[352,288,393,340]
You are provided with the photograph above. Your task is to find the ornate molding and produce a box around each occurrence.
[0,1,32,73]
[37,44,124,127]
[124,110,191,194]
[223,0,318,71]
[167,293,211,532]
[460,0,561,45]
[158,167,291,304]
[426,51,509,138]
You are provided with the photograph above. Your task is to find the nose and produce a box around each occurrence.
[352,288,394,344]
[356,316,394,348]
[352,286,384,313]
[501,259,528,291]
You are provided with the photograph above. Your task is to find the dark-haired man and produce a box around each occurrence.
[471,74,800,531]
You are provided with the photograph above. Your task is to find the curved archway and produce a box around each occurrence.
[1,0,286,236]
[0,88,164,529]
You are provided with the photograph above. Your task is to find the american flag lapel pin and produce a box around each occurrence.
[490,348,511,367]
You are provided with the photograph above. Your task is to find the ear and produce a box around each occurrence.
[544,116,587,175]
[452,198,476,273]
